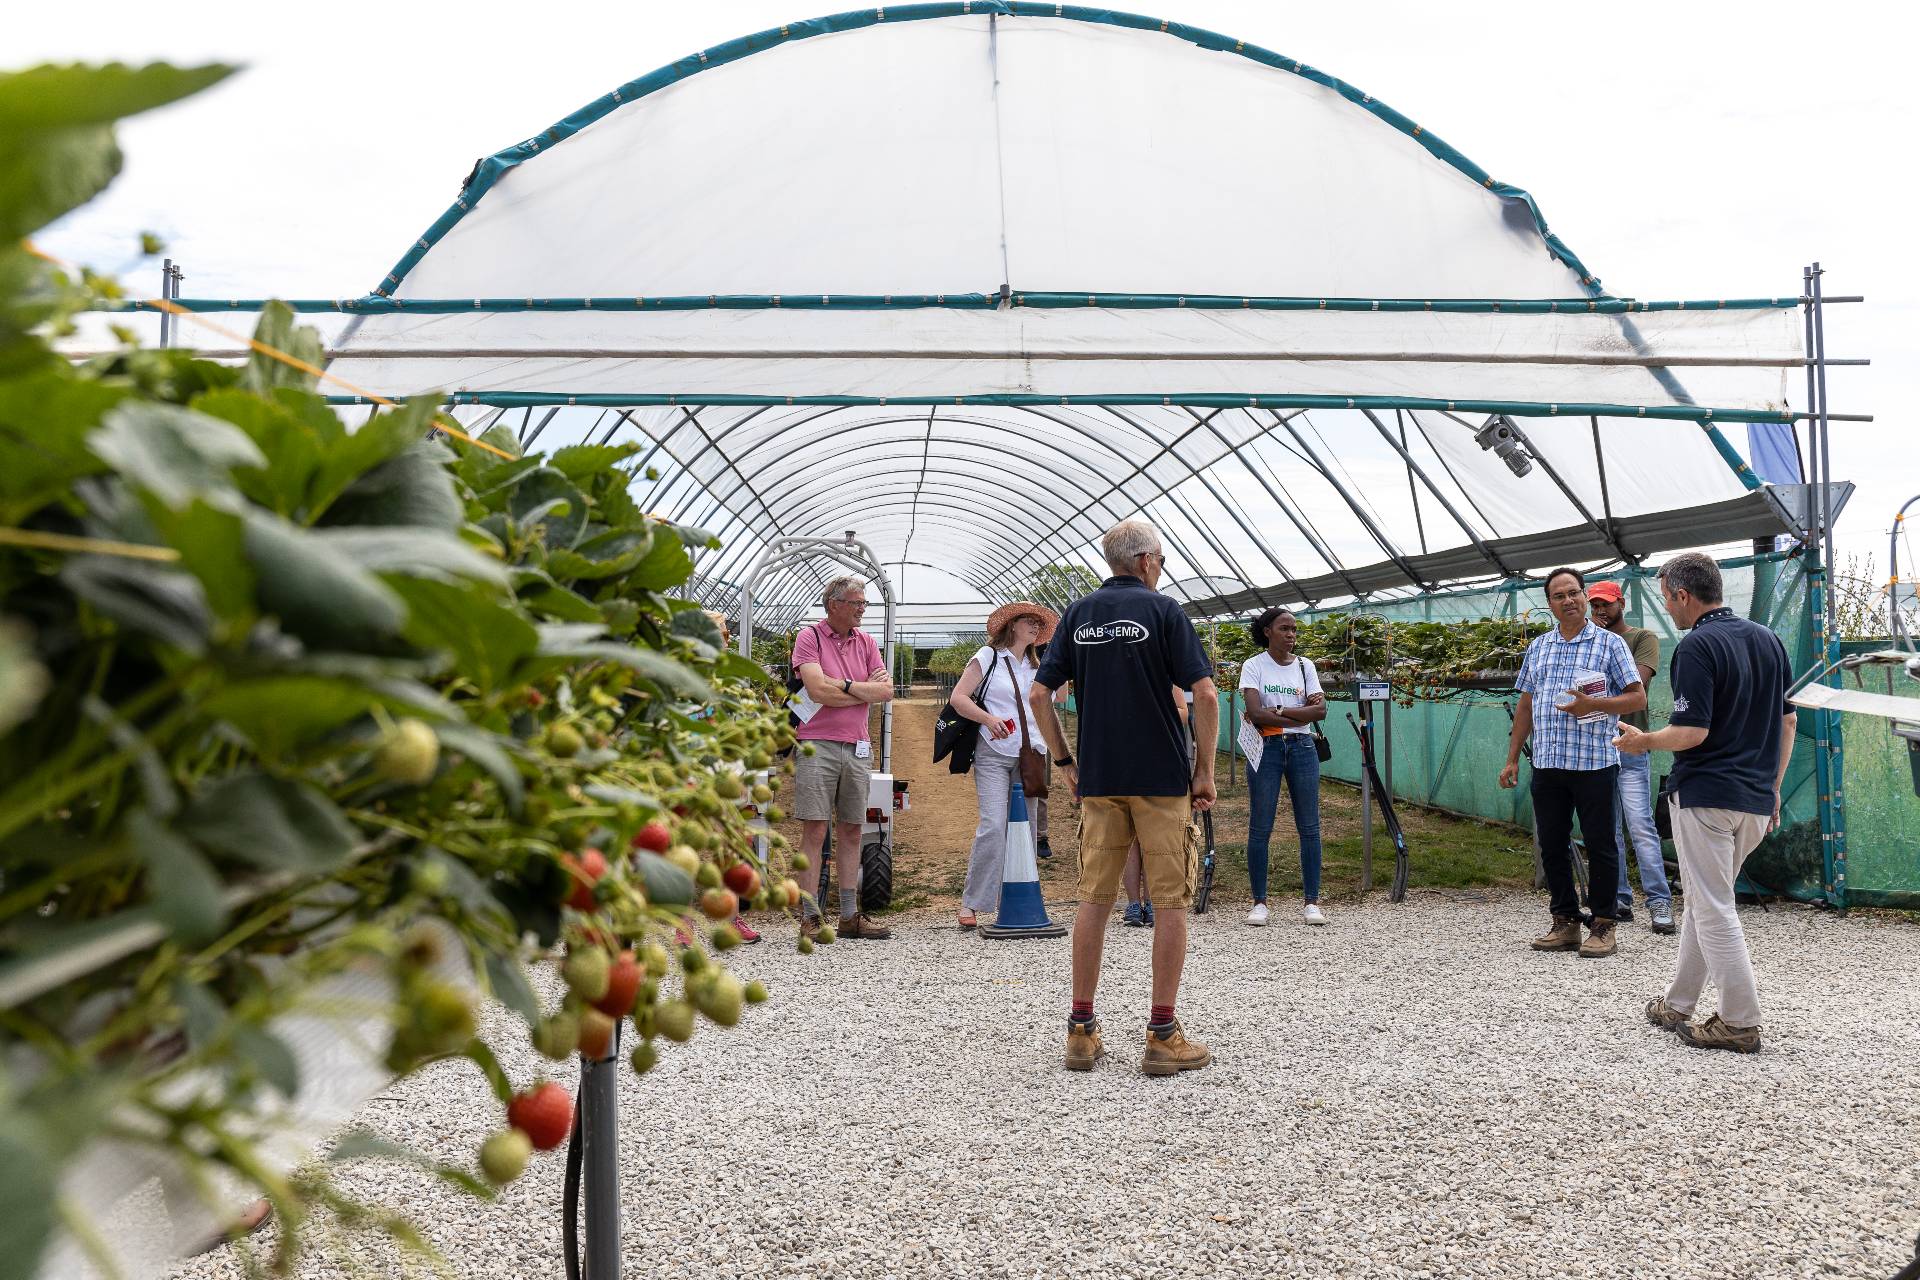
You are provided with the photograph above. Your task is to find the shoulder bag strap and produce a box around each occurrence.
[1006,654,1036,750]
[976,650,1001,707]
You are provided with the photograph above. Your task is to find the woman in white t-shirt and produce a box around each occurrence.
[949,601,1057,929]
[1239,607,1329,927]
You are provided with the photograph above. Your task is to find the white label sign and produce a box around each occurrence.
[1358,681,1392,703]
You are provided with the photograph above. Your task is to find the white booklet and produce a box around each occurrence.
[786,685,822,724]
[1236,713,1266,773]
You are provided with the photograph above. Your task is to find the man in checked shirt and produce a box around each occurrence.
[1499,567,1647,957]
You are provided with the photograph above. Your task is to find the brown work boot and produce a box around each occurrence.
[1064,1019,1106,1072]
[1676,1013,1761,1054]
[837,912,892,941]
[1579,917,1618,958]
[1530,915,1582,952]
[1140,1020,1212,1077]
[1645,997,1690,1032]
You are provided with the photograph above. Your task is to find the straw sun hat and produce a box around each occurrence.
[985,600,1059,645]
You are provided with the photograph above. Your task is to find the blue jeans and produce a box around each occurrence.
[1615,750,1672,908]
[1245,733,1323,902]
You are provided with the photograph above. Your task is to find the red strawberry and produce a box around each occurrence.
[592,950,641,1018]
[561,848,608,911]
[723,862,760,897]
[507,1082,573,1150]
[631,822,672,854]
[577,1008,616,1060]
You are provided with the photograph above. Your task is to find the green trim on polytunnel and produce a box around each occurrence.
[327,390,1794,424]
[107,293,1000,314]
[1011,294,1799,314]
[1335,548,1803,613]
[370,3,1607,299]
[100,293,1801,315]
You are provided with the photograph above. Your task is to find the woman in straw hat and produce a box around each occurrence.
[950,601,1058,928]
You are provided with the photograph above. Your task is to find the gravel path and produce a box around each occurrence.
[173,891,1920,1280]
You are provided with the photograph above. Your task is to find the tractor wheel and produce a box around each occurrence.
[860,840,893,913]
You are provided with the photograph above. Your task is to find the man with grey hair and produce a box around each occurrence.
[1031,519,1219,1076]
[791,575,894,940]
[1616,552,1796,1053]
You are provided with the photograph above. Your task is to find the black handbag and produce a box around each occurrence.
[1299,659,1335,763]
[932,655,1000,774]
[1654,771,1677,840]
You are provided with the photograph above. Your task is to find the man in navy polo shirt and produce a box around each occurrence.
[1028,519,1219,1077]
[1617,553,1796,1053]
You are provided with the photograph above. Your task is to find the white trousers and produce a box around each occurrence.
[1665,804,1771,1027]
[961,751,1019,912]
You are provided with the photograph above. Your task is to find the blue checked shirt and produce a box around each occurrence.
[1515,621,1639,771]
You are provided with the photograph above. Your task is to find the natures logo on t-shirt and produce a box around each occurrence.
[1261,681,1303,703]
[1075,619,1150,645]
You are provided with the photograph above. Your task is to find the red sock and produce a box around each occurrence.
[1071,999,1094,1022]
[1149,1004,1174,1026]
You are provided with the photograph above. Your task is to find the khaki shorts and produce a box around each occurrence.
[1077,794,1200,909]
[794,739,871,824]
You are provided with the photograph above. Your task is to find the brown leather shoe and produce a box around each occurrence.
[1645,997,1690,1031]
[1530,915,1582,951]
[1579,917,1618,958]
[1064,1019,1106,1071]
[837,912,892,940]
[1140,1019,1211,1076]
[1676,1013,1761,1054]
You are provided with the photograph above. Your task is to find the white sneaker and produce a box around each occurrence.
[1303,903,1328,926]
[1245,903,1270,927]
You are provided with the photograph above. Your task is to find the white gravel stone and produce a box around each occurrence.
[167,891,1920,1280]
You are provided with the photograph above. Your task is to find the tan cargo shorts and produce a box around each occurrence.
[793,739,871,824]
[1077,794,1200,909]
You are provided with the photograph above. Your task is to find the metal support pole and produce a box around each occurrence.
[1809,263,1847,907]
[158,259,172,347]
[580,1026,623,1280]
[1359,698,1374,895]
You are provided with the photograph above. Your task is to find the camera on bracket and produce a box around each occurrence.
[1475,415,1534,478]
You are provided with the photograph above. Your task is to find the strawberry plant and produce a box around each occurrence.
[1206,612,1548,705]
[0,63,803,1278]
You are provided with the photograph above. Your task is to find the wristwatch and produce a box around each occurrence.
[840,678,853,694]
[1056,754,1074,767]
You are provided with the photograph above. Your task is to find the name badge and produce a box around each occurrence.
[855,740,871,759]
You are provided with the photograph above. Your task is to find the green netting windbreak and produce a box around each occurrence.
[1212,550,1866,904]
[1831,640,1920,908]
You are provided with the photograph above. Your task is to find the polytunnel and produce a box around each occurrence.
[148,3,1847,640]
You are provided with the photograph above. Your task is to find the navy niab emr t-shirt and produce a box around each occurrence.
[1034,575,1213,797]
[1667,607,1795,816]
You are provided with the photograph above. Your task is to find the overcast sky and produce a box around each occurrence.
[22,1,1916,584]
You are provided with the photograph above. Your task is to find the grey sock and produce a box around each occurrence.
[839,888,858,918]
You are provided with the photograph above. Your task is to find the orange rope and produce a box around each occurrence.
[22,240,516,460]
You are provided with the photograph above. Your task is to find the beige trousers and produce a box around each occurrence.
[1665,804,1771,1027]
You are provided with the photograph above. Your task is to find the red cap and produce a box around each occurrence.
[1585,580,1624,603]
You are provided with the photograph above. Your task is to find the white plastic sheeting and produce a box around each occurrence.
[389,14,1584,302]
[331,306,1801,411]
[325,7,1805,623]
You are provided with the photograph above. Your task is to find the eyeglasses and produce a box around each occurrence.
[833,598,869,610]
[1139,551,1167,566]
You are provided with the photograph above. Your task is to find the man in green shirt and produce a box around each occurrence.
[1588,581,1675,932]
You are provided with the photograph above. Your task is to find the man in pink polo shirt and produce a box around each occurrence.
[791,575,895,940]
